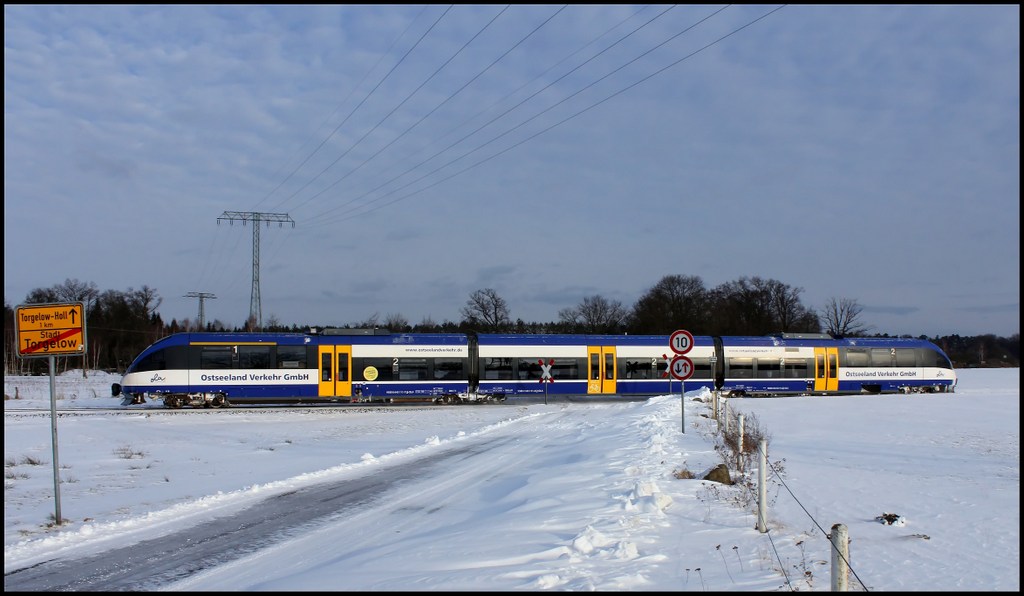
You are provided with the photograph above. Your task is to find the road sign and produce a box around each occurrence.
[670,355,694,381]
[669,329,694,355]
[538,359,554,383]
[15,302,87,358]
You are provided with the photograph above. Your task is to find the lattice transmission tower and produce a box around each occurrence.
[217,211,295,330]
[184,292,216,330]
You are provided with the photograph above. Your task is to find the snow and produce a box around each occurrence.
[4,368,1019,591]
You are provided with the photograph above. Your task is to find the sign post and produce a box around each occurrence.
[661,353,673,395]
[669,330,694,433]
[15,302,88,526]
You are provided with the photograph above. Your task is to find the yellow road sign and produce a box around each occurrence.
[15,303,87,358]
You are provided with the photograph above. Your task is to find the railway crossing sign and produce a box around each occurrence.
[669,329,694,355]
[15,302,87,359]
[670,355,695,381]
[538,359,554,383]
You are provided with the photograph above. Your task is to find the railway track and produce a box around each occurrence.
[3,402,459,418]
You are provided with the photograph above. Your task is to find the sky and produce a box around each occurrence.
[3,367,1018,591]
[3,4,1020,338]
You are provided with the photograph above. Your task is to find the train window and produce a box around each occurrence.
[845,349,870,367]
[434,358,464,380]
[517,359,543,380]
[338,354,348,381]
[871,349,894,367]
[605,354,614,380]
[482,357,513,380]
[238,345,271,369]
[895,349,917,367]
[692,358,712,379]
[200,346,233,369]
[784,360,809,378]
[551,358,580,379]
[358,358,394,382]
[816,354,825,378]
[756,358,780,378]
[398,358,429,381]
[277,346,307,369]
[917,348,950,369]
[590,354,600,381]
[321,353,331,382]
[729,357,754,379]
[624,359,655,379]
[133,350,166,373]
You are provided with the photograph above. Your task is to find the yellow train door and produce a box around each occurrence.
[317,345,352,398]
[587,346,617,394]
[813,347,839,392]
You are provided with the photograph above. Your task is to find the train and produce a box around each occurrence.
[110,328,957,408]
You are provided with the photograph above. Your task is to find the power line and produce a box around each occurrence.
[268,5,456,213]
[304,3,681,227]
[312,5,787,226]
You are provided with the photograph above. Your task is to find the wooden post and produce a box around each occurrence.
[831,523,849,591]
[738,414,745,468]
[757,438,767,533]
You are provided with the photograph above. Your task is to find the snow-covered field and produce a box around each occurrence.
[4,368,1019,591]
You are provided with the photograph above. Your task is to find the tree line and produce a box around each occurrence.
[5,276,1019,375]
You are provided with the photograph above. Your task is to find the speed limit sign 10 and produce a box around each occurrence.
[669,329,694,354]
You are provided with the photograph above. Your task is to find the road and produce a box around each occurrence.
[3,428,523,590]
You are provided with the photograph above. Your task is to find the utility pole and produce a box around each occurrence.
[184,292,216,330]
[217,211,295,330]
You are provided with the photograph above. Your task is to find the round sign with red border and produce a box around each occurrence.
[669,329,694,355]
[670,355,694,381]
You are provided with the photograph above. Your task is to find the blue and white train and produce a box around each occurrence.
[111,329,957,408]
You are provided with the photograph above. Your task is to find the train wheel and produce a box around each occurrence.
[211,395,226,408]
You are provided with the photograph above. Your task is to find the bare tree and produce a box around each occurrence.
[355,313,381,329]
[207,318,229,332]
[264,314,284,331]
[415,315,438,332]
[384,312,409,331]
[820,297,871,337]
[707,276,819,335]
[629,274,708,334]
[764,279,820,333]
[460,288,511,331]
[559,295,627,333]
